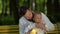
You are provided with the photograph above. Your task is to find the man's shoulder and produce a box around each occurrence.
[19,16,27,25]
[19,16,28,23]
[19,16,25,21]
[41,12,45,15]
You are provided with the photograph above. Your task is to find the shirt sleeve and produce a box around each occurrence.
[19,24,25,34]
[24,23,35,32]
[41,12,55,31]
[19,17,27,34]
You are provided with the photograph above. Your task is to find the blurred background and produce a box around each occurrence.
[0,0,60,34]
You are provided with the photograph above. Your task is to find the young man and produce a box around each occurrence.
[19,6,34,34]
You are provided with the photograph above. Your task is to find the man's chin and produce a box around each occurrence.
[27,19,32,21]
[27,19,31,21]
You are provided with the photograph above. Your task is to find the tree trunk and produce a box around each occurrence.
[54,0,60,22]
[9,0,19,24]
[47,0,55,23]
[29,0,33,9]
[2,0,4,16]
[4,0,8,16]
[9,0,13,15]
[2,0,7,16]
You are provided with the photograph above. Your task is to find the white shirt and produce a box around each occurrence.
[19,17,34,34]
[41,12,54,31]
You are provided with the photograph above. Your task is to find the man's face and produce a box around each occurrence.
[24,9,33,20]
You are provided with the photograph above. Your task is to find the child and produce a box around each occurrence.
[30,13,46,34]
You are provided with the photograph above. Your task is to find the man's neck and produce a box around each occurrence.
[23,16,33,22]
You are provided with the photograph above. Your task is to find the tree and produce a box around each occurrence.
[5,0,8,16]
[47,0,55,23]
[9,0,19,24]
[35,0,45,13]
[54,0,60,22]
[47,0,60,23]
[2,0,4,16]
[2,0,8,16]
[9,0,13,15]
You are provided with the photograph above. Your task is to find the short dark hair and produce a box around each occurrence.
[18,6,29,16]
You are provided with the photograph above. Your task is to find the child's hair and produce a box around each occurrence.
[32,11,41,23]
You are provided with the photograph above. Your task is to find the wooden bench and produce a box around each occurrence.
[46,24,58,34]
[0,24,58,34]
[0,25,19,34]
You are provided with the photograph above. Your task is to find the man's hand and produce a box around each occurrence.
[25,32,30,34]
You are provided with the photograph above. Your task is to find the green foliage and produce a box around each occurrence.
[0,0,47,25]
[35,0,45,13]
[0,0,2,14]
[0,0,59,25]
[0,16,16,25]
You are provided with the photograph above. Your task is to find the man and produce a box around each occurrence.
[19,6,54,34]
[19,6,35,34]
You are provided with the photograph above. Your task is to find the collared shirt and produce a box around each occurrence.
[41,12,54,31]
[19,17,34,34]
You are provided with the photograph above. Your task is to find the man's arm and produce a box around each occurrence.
[19,18,25,34]
[24,23,35,34]
[19,17,34,34]
[41,12,55,31]
[25,32,30,34]
[19,17,28,34]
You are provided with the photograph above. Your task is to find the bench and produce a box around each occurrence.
[0,25,19,34]
[0,24,58,34]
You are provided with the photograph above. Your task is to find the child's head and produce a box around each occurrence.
[33,13,42,23]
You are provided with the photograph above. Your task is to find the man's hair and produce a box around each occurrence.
[18,6,29,16]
